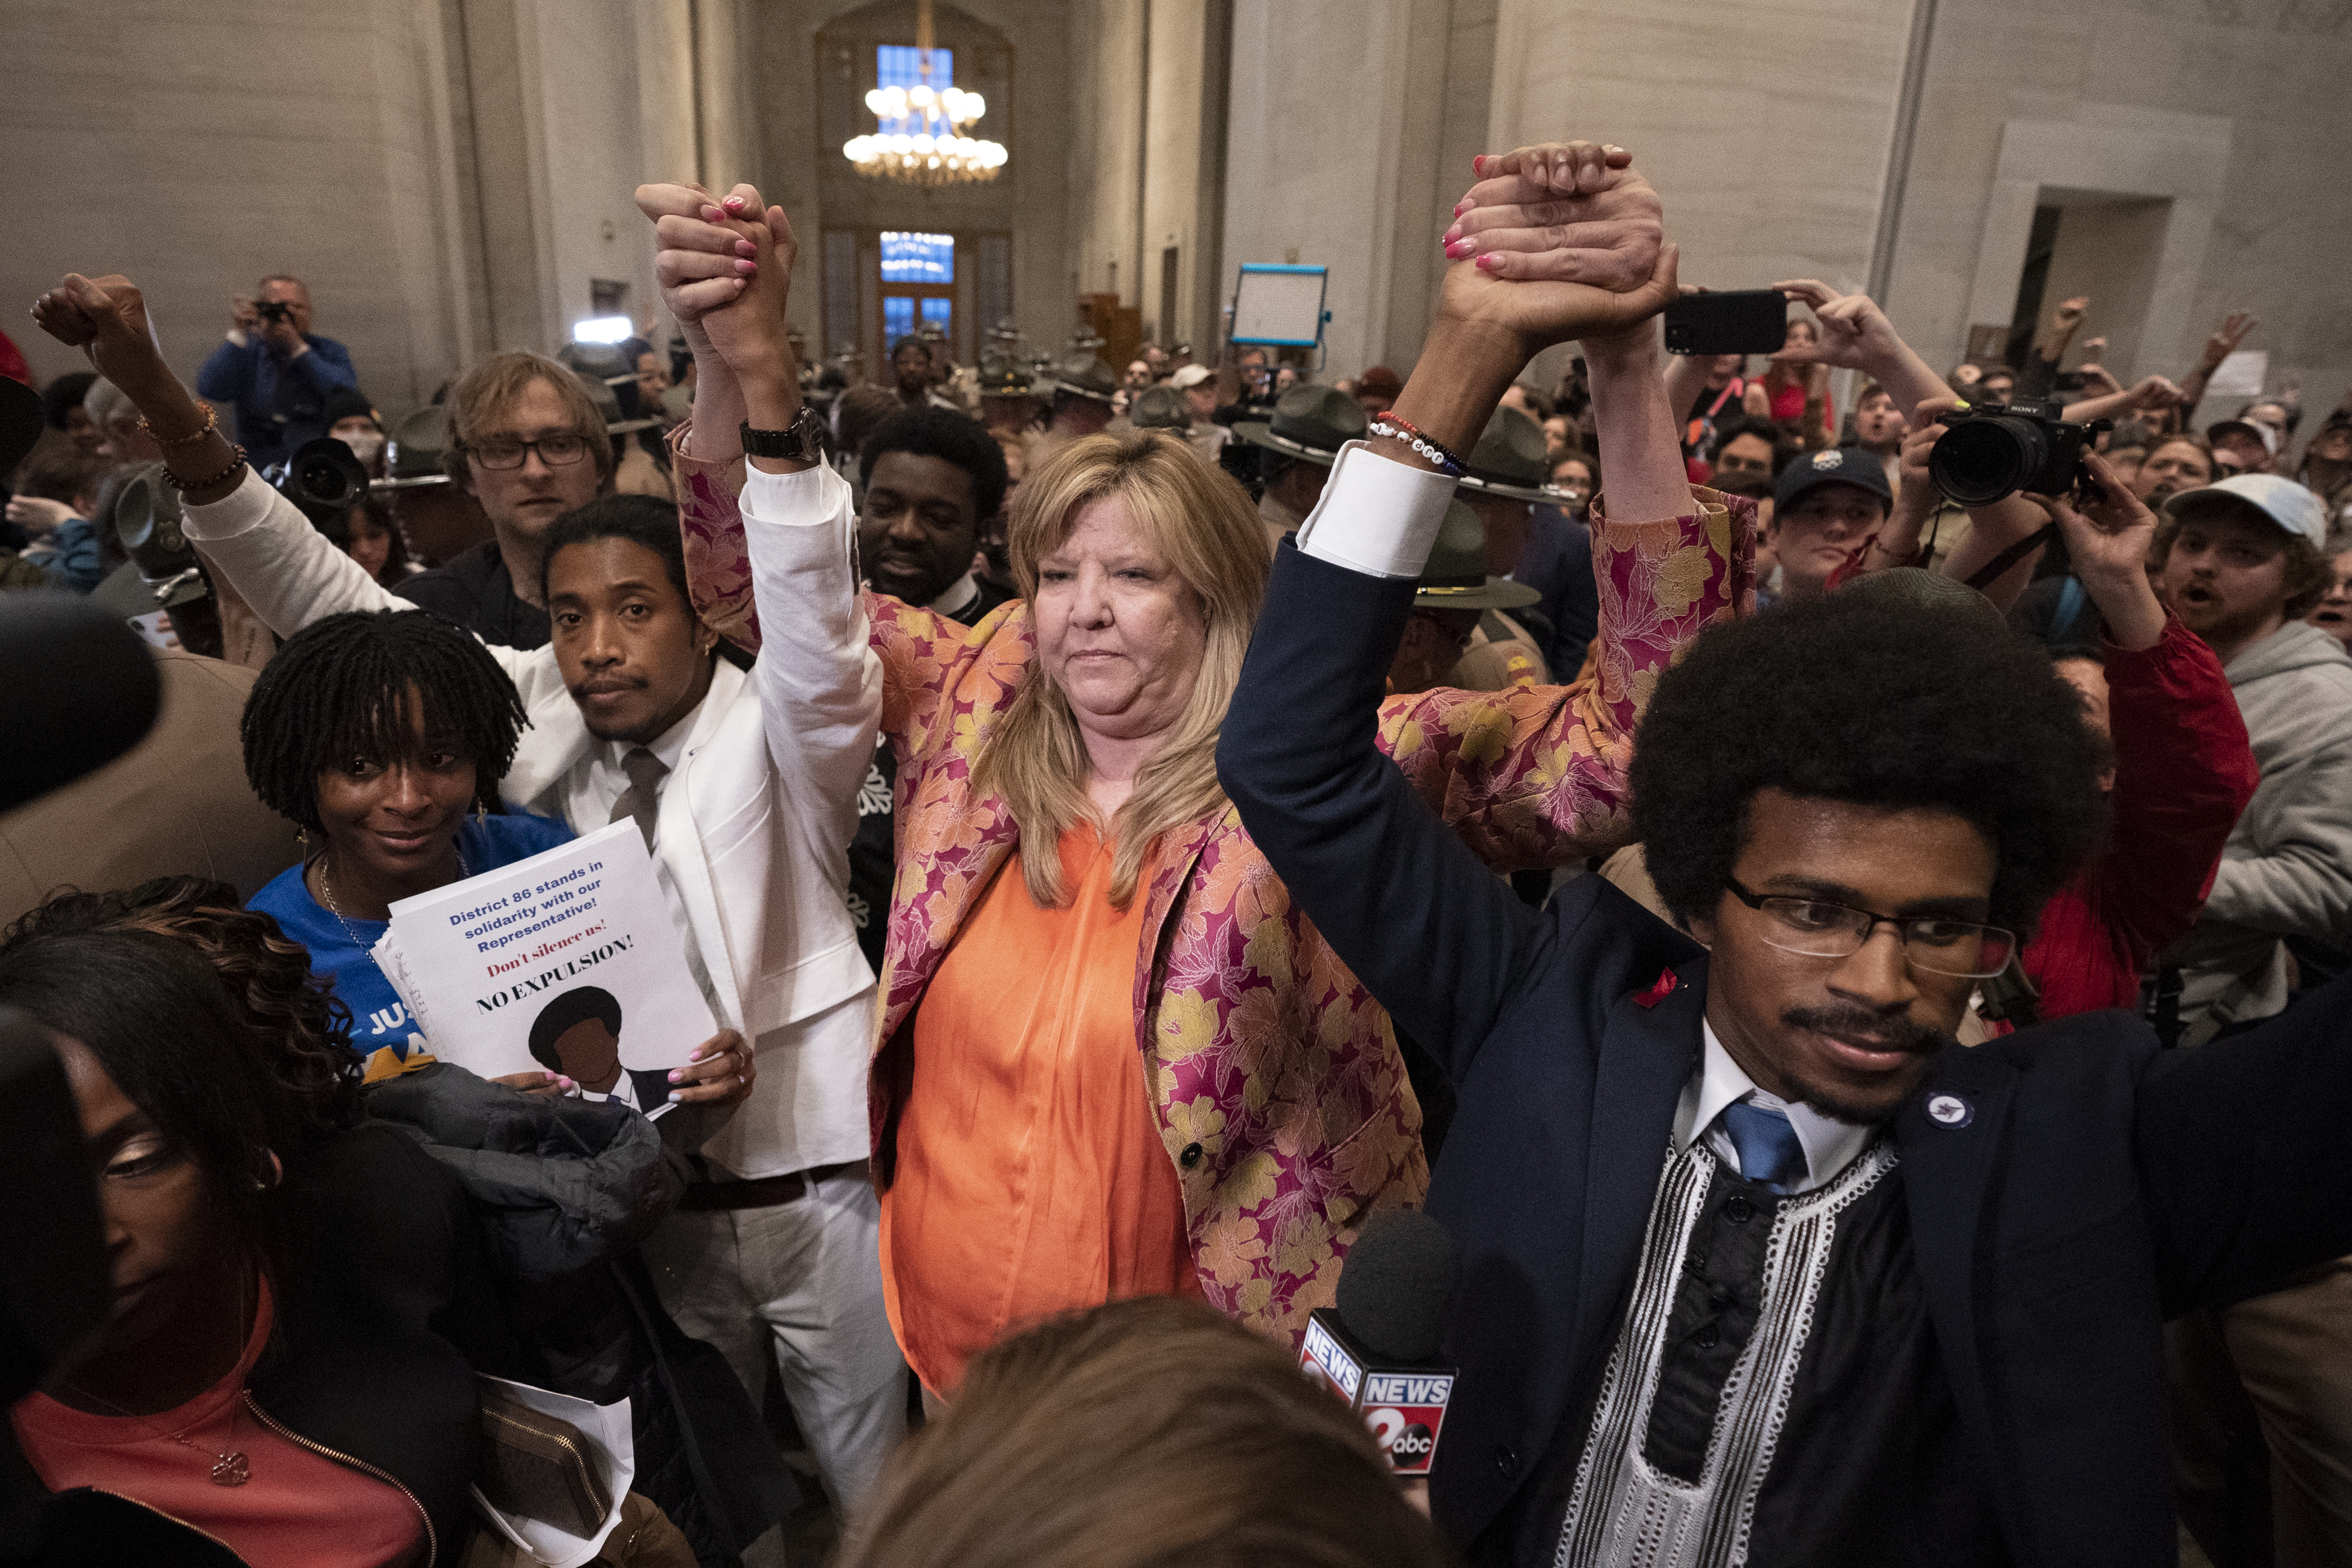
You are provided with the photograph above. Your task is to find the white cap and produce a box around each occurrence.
[2166,473,2330,550]
[1170,364,1213,389]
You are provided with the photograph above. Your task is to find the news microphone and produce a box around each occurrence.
[1301,1208,1459,1477]
[0,594,162,813]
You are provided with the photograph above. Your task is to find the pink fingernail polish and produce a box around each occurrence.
[737,259,757,273]
[1442,223,1463,243]
[724,196,746,210]
[1454,198,1471,216]
[668,1069,683,1083]
[1476,254,1498,270]
[1446,239,1474,259]
[1472,156,1485,175]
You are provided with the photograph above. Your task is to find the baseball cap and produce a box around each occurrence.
[2206,418,2278,457]
[2165,474,2328,550]
[1772,446,1893,513]
[1170,365,1213,390]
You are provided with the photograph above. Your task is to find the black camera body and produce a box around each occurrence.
[266,437,372,523]
[254,299,295,325]
[1928,399,2106,506]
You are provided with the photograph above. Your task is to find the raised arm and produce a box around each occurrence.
[1769,279,1947,426]
[2022,459,2257,965]
[642,183,1005,767]
[31,273,409,638]
[671,185,886,853]
[1355,153,1744,870]
[1222,141,1686,1070]
[2175,310,2256,423]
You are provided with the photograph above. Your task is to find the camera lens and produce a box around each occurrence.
[1930,414,2051,507]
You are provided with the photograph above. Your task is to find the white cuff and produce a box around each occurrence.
[1291,440,1458,581]
[226,329,250,349]
[741,459,847,529]
[180,466,279,542]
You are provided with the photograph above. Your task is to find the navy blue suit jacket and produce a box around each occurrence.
[1218,540,2352,1567]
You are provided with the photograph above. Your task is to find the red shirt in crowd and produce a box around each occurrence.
[2014,615,2259,1022]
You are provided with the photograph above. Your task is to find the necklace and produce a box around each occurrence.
[316,836,472,947]
[64,1273,252,1486]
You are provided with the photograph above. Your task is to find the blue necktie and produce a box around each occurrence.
[1720,1101,1806,1192]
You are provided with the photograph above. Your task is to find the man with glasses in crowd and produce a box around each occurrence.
[396,349,614,648]
[1221,138,2352,1564]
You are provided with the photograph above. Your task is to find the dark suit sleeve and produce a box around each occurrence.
[2135,970,2352,1312]
[1218,539,1552,1083]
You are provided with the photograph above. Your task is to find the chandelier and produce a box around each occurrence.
[843,0,1007,187]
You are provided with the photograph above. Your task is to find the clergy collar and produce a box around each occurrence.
[1681,1019,1875,1190]
[600,656,744,775]
[928,573,982,618]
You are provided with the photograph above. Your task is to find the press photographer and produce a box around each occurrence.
[195,273,361,470]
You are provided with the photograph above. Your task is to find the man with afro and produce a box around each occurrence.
[1222,469,2352,1560]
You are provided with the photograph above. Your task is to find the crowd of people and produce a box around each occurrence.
[2,129,2349,1568]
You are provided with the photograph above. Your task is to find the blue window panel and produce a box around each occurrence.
[883,296,916,345]
[876,46,953,137]
[881,230,956,285]
[920,297,953,337]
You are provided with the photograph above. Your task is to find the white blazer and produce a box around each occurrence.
[184,465,882,1176]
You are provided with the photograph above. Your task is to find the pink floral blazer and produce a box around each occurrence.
[676,439,1750,1339]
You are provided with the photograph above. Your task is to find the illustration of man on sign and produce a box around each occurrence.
[527,986,673,1113]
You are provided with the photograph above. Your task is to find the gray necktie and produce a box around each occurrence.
[609,747,667,851]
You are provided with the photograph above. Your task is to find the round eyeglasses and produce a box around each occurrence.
[1725,876,2016,979]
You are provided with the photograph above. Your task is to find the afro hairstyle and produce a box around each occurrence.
[1629,589,2110,942]
[860,405,1010,523]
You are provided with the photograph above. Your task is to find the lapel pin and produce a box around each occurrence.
[1925,1092,1973,1129]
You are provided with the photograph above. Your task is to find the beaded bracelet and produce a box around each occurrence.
[138,403,218,448]
[1366,414,1465,477]
[159,444,248,493]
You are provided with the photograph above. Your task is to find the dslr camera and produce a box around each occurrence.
[1927,400,2110,507]
[254,299,295,325]
[266,437,372,522]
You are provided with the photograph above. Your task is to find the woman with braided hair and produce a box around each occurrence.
[239,608,576,1080]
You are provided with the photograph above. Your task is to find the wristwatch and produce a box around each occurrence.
[739,406,827,463]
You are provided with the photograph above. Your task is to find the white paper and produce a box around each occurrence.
[2204,349,2269,400]
[369,821,717,1085]
[470,1377,634,1568]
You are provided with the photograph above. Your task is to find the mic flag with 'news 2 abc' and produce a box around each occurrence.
[1299,1211,1459,1476]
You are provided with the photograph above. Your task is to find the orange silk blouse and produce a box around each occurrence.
[881,823,1197,1395]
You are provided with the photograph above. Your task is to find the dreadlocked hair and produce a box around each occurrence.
[241,609,529,834]
[5,877,362,1136]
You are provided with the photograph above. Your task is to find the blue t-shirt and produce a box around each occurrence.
[250,811,575,1071]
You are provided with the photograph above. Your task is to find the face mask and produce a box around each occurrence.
[340,432,386,467]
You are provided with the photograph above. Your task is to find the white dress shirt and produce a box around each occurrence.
[1671,1021,1875,1195]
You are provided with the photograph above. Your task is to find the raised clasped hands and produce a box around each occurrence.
[32,272,169,392]
[1439,141,1676,352]
[2023,450,2166,648]
[633,180,797,386]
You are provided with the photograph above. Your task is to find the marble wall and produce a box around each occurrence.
[1883,0,2352,411]
[7,1,2344,422]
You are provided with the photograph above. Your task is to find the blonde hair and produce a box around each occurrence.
[836,1297,1454,1568]
[443,350,614,487]
[973,430,1267,908]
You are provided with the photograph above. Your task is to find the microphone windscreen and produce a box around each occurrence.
[1334,1209,1459,1363]
[0,595,162,813]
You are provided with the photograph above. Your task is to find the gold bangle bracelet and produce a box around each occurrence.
[138,403,218,448]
